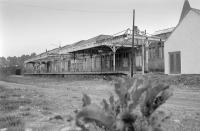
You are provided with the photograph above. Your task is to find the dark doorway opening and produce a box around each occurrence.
[169,51,181,74]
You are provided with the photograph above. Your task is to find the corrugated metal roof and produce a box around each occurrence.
[59,35,111,50]
[85,35,112,43]
[71,35,111,46]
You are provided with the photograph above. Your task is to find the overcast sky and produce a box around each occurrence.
[0,0,200,57]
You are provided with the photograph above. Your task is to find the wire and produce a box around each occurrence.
[0,1,130,14]
[112,29,130,36]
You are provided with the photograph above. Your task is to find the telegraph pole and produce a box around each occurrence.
[131,9,135,77]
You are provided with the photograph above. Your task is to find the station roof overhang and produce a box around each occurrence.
[66,35,163,54]
[25,34,163,64]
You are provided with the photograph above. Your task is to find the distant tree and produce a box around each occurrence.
[0,52,36,68]
[0,53,37,75]
[0,57,8,67]
[7,56,18,67]
[18,54,31,67]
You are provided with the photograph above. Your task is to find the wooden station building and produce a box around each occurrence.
[24,28,164,75]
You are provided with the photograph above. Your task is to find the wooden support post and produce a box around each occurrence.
[113,51,116,72]
[142,44,145,75]
[54,61,56,73]
[73,52,76,72]
[32,63,35,73]
[145,40,149,72]
[39,61,42,73]
[82,50,84,72]
[90,49,93,72]
[100,55,102,72]
[110,46,116,72]
[60,59,62,73]
[98,48,103,72]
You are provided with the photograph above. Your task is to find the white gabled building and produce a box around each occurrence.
[164,0,200,74]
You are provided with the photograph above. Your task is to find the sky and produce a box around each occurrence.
[0,0,200,57]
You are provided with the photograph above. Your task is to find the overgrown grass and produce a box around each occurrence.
[0,85,32,112]
[0,99,31,112]
[0,85,30,130]
[0,115,25,131]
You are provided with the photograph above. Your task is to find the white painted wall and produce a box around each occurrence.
[164,10,200,74]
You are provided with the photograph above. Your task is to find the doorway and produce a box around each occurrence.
[169,51,181,74]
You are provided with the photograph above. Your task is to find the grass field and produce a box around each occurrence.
[0,75,200,131]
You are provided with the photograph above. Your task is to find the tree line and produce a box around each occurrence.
[0,53,36,75]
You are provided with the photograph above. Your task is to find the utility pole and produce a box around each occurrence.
[131,9,135,77]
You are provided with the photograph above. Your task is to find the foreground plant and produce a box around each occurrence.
[75,77,173,131]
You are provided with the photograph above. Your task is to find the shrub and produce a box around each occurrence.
[75,77,173,131]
